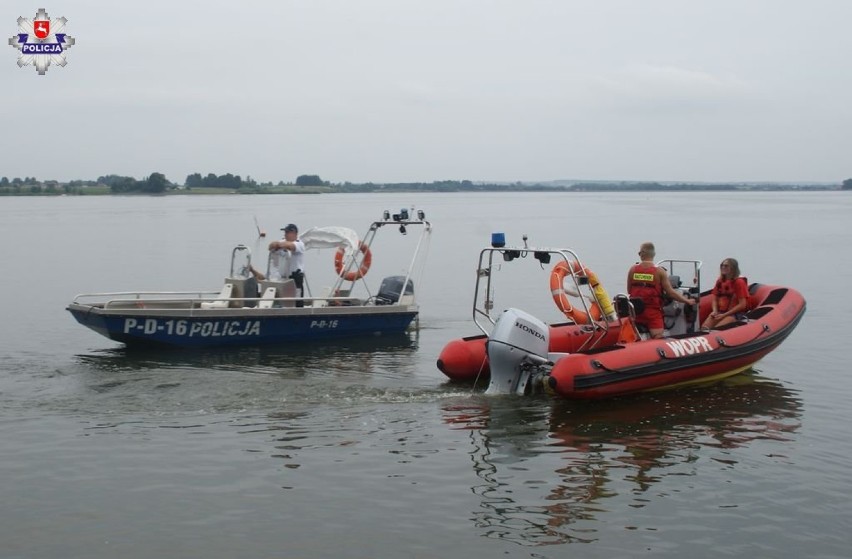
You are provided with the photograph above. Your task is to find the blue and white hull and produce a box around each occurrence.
[67,303,418,348]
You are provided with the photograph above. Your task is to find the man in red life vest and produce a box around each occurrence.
[627,242,695,339]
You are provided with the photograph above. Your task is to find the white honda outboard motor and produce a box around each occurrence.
[485,308,550,395]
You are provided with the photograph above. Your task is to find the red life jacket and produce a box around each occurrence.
[713,277,748,312]
[628,262,662,310]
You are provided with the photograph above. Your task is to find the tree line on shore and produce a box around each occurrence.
[1,173,850,195]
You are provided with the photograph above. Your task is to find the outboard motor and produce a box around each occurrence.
[485,308,550,395]
[376,275,414,305]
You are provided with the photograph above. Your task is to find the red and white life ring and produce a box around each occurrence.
[549,261,603,324]
[334,242,372,281]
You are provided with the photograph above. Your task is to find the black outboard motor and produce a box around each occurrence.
[376,276,414,305]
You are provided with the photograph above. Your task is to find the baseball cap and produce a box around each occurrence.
[282,223,298,233]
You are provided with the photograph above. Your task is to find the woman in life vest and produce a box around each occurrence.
[701,257,749,330]
[627,241,696,339]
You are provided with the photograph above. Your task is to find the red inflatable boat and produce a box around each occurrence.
[436,244,805,399]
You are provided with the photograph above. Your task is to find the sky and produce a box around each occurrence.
[2,0,851,185]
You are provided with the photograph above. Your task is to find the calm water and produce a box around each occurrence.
[1,192,850,558]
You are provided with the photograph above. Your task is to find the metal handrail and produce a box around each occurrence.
[472,245,614,352]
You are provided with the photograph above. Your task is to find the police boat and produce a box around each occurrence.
[67,209,431,348]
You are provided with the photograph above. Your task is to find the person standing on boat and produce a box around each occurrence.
[627,242,695,339]
[701,258,748,330]
[262,223,306,307]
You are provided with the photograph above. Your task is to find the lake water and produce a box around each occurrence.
[1,191,850,558]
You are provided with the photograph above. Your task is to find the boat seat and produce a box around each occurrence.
[614,295,646,318]
[259,279,297,308]
[257,286,277,309]
[200,283,233,309]
[225,277,258,308]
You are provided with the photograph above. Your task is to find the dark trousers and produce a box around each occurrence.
[290,270,305,307]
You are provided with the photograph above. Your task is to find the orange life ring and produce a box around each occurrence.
[549,261,603,324]
[334,242,372,281]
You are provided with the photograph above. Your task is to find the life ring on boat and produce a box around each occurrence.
[334,242,372,281]
[549,261,617,323]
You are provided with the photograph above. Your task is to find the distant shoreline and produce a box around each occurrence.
[0,181,844,196]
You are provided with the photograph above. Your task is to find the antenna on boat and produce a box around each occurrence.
[254,215,266,237]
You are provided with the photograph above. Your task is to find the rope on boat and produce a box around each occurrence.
[472,354,489,392]
[714,323,771,348]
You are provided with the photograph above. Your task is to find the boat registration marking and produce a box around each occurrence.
[665,336,713,357]
[310,319,339,329]
[123,318,261,338]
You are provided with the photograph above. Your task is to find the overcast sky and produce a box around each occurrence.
[3,1,850,184]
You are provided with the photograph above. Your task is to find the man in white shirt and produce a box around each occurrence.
[269,223,306,306]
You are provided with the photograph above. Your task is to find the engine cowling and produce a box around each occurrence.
[485,308,550,395]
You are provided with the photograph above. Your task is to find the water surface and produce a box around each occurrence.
[1,192,849,558]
